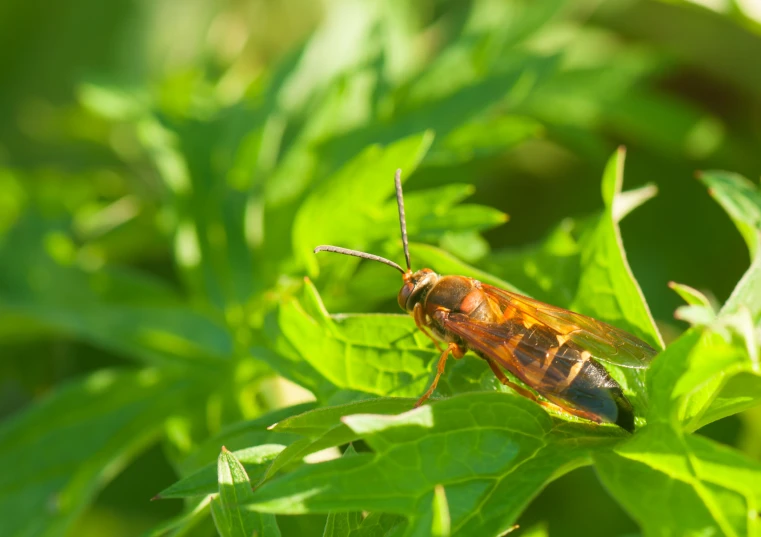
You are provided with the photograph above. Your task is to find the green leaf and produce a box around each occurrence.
[245,393,609,536]
[322,445,362,537]
[384,185,508,243]
[0,218,234,369]
[430,116,544,165]
[295,133,434,277]
[141,497,212,537]
[157,445,286,499]
[670,281,717,327]
[264,399,416,482]
[354,513,406,537]
[571,147,662,349]
[271,398,416,437]
[647,322,761,431]
[484,219,579,304]
[699,170,761,323]
[179,403,316,475]
[212,447,281,537]
[594,423,761,537]
[412,243,522,293]
[698,171,761,256]
[278,280,434,399]
[669,281,715,309]
[668,170,761,427]
[318,53,558,169]
[0,369,191,537]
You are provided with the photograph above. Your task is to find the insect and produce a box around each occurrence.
[314,170,657,432]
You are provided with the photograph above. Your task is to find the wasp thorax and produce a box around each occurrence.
[398,268,440,312]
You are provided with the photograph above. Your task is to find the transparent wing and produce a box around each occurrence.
[480,284,657,369]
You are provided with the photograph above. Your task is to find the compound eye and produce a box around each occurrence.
[397,282,414,312]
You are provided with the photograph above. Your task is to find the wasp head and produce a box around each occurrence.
[398,268,439,312]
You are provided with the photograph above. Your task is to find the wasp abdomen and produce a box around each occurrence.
[500,324,635,431]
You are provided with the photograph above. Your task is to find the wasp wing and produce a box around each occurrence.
[480,284,658,369]
[441,312,630,426]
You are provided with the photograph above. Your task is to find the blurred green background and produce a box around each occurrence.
[1,0,761,536]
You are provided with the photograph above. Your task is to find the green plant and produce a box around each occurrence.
[3,1,761,536]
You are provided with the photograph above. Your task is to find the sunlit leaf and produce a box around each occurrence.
[211,447,281,537]
[245,392,614,535]
[595,423,761,537]
[0,369,192,537]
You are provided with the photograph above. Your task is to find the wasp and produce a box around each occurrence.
[315,170,656,432]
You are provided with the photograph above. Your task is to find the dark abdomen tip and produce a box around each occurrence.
[612,389,635,433]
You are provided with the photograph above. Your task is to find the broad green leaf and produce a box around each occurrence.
[157,445,286,499]
[294,133,433,277]
[278,280,434,398]
[256,314,340,402]
[276,279,513,409]
[0,369,191,537]
[669,170,761,427]
[211,447,281,537]
[245,393,611,536]
[271,398,417,437]
[647,328,750,429]
[264,399,416,482]
[571,147,662,349]
[594,423,761,537]
[322,445,362,537]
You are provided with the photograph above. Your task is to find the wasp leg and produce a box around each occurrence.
[543,394,604,424]
[485,359,539,401]
[485,360,601,421]
[414,342,465,408]
[413,302,444,352]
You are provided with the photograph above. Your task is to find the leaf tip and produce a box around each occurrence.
[221,445,229,453]
[498,524,520,536]
[150,494,162,502]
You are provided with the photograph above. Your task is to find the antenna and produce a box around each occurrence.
[313,245,405,274]
[395,169,411,271]
[313,170,413,276]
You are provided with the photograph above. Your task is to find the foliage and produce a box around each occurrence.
[2,1,761,536]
